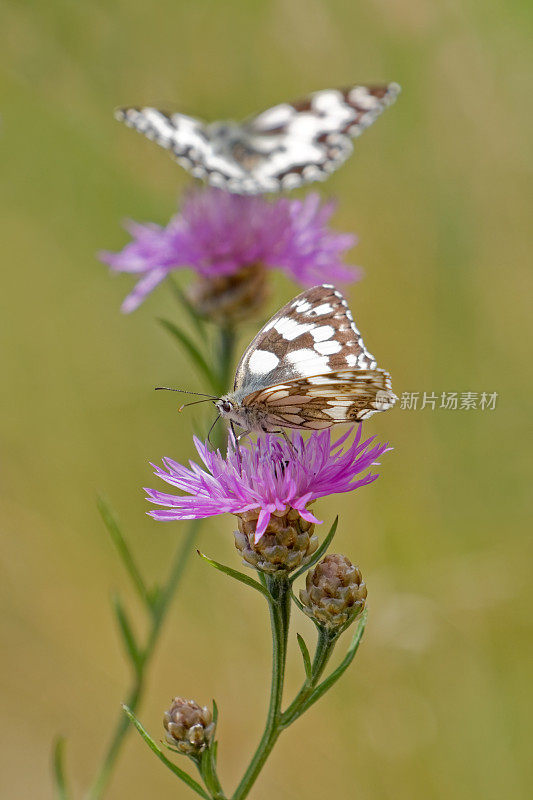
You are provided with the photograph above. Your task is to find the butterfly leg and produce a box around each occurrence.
[229,421,243,469]
[207,414,222,448]
[281,429,299,456]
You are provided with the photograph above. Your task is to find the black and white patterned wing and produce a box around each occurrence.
[243,369,395,428]
[237,83,401,192]
[233,285,374,392]
[114,83,400,195]
[114,107,250,187]
[233,284,395,426]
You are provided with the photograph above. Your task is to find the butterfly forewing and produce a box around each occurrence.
[114,108,247,183]
[234,285,375,390]
[115,83,400,194]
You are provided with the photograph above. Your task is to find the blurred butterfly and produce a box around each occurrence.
[115,83,400,195]
[160,285,396,438]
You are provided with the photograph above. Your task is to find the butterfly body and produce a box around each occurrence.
[115,83,400,195]
[214,284,396,434]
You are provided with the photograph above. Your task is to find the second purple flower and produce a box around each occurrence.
[100,188,360,315]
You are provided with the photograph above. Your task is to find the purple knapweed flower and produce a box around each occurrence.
[100,188,360,313]
[145,427,390,543]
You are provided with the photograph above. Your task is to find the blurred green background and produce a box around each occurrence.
[1,1,531,798]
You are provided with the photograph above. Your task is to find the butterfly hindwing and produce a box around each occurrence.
[115,83,400,194]
[242,369,395,429]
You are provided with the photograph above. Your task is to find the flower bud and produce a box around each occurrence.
[187,264,269,323]
[163,697,215,755]
[300,554,367,629]
[234,507,319,573]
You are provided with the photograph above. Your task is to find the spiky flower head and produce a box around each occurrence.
[300,554,367,630]
[163,697,215,755]
[100,188,359,315]
[146,427,390,543]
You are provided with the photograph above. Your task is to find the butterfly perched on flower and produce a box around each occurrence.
[115,83,400,195]
[213,284,396,434]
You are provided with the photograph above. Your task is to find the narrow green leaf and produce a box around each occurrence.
[290,516,338,584]
[112,595,143,672]
[212,699,219,730]
[199,748,215,791]
[296,634,312,680]
[213,324,236,396]
[158,318,214,385]
[299,611,367,715]
[97,496,150,607]
[339,603,367,635]
[291,517,338,583]
[197,551,272,600]
[52,737,70,800]
[257,571,268,589]
[122,706,210,799]
[167,276,206,338]
[291,590,305,612]
[200,745,225,800]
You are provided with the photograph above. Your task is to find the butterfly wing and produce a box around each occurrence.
[114,107,249,186]
[115,83,400,195]
[241,369,395,429]
[239,83,401,192]
[232,284,395,425]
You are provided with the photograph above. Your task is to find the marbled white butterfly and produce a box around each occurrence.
[213,284,396,434]
[115,83,400,195]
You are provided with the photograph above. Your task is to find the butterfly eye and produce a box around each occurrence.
[220,400,232,414]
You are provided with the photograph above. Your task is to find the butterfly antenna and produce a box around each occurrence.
[155,386,219,400]
[178,398,216,412]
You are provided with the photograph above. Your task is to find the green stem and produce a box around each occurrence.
[232,576,291,800]
[83,319,237,800]
[280,629,338,728]
[85,522,199,800]
[198,750,227,800]
[215,324,236,397]
[212,323,235,452]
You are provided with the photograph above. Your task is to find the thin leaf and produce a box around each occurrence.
[168,276,206,338]
[97,496,150,608]
[212,699,219,730]
[52,737,70,800]
[291,590,305,612]
[290,516,338,584]
[200,745,225,800]
[296,634,312,680]
[158,318,214,385]
[199,748,215,793]
[122,706,210,799]
[339,603,367,635]
[298,611,367,715]
[197,551,272,600]
[112,595,143,672]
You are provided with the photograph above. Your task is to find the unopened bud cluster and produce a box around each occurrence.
[163,697,215,755]
[300,554,367,629]
[234,507,318,573]
[187,264,269,323]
